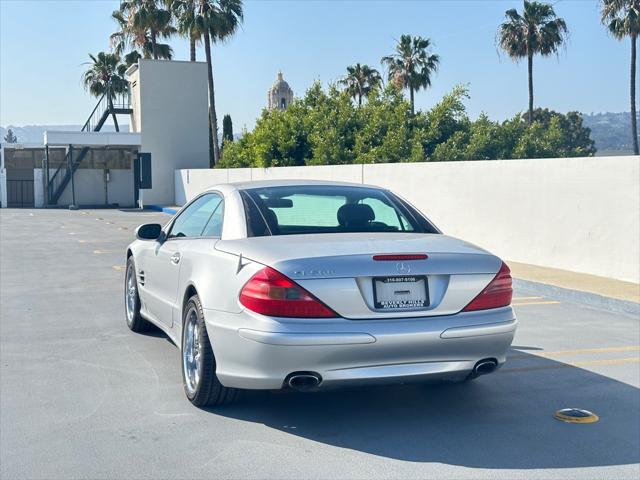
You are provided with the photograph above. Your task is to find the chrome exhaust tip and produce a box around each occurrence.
[286,372,322,391]
[472,359,498,378]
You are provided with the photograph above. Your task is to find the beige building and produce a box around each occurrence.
[267,72,294,111]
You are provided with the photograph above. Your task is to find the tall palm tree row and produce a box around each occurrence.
[82,52,129,131]
[108,0,243,166]
[195,0,244,166]
[110,0,175,62]
[381,35,440,115]
[601,0,640,154]
[168,0,200,61]
[339,64,382,106]
[497,0,568,125]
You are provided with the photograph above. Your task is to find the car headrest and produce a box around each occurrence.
[337,203,375,227]
[263,208,279,234]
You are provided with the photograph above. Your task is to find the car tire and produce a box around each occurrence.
[181,294,238,407]
[125,256,151,332]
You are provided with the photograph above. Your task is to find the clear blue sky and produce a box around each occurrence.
[0,0,632,130]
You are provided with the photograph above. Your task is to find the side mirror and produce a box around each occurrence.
[136,223,163,241]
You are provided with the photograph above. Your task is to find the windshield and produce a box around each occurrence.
[241,185,437,236]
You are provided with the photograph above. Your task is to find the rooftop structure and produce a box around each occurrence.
[1,59,210,209]
[267,72,294,111]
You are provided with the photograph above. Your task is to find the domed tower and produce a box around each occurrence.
[267,72,294,110]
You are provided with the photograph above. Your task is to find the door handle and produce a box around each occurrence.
[170,252,181,264]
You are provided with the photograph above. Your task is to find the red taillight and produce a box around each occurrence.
[373,254,428,261]
[462,262,513,312]
[239,267,337,318]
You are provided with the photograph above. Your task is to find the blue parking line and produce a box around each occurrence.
[145,205,178,215]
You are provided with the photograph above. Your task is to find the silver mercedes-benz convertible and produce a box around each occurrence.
[125,180,517,407]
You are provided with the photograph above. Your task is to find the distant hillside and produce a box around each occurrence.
[1,125,128,144]
[581,112,638,156]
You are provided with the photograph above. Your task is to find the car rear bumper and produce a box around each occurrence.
[203,306,517,390]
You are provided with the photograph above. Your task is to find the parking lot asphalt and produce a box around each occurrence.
[1,208,639,480]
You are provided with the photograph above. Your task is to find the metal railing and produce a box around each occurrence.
[45,83,133,206]
[81,87,131,133]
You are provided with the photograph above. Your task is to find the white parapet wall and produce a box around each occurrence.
[129,60,210,206]
[176,156,640,283]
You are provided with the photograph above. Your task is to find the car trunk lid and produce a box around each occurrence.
[216,233,502,319]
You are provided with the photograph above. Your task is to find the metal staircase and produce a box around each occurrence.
[46,86,133,206]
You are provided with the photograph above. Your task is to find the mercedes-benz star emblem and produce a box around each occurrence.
[396,262,410,274]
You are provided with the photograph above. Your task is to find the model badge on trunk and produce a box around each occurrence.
[293,269,336,277]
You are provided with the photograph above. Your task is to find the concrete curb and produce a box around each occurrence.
[513,278,640,318]
[145,205,178,215]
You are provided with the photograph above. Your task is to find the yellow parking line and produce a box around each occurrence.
[574,357,640,367]
[501,357,640,373]
[512,300,560,306]
[538,345,640,357]
[112,265,125,271]
[94,249,115,254]
[510,345,640,360]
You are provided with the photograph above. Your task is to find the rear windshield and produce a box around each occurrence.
[241,185,438,236]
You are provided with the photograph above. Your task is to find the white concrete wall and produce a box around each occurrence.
[176,156,640,283]
[133,60,210,205]
[44,131,140,147]
[56,169,135,207]
[107,169,135,206]
[32,168,138,208]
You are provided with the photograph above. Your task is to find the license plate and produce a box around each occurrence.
[373,276,429,310]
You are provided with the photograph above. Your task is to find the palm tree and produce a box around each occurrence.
[381,35,439,115]
[601,0,640,155]
[169,0,200,61]
[196,0,244,166]
[110,0,175,61]
[497,1,568,125]
[82,52,129,131]
[339,64,382,106]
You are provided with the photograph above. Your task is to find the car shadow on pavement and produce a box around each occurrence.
[213,350,640,469]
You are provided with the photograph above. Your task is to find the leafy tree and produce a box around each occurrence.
[110,0,175,61]
[530,109,596,156]
[382,35,440,115]
[513,117,566,158]
[497,1,568,124]
[421,85,470,158]
[196,0,244,166]
[353,85,419,163]
[222,114,234,143]
[4,129,17,143]
[222,113,234,154]
[219,82,595,167]
[82,52,129,130]
[601,0,640,154]
[339,64,382,106]
[431,114,511,161]
[169,0,200,61]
